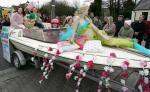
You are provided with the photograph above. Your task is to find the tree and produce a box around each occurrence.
[39,1,76,16]
[89,0,102,17]
[122,0,136,19]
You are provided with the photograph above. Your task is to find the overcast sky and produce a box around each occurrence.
[0,0,87,7]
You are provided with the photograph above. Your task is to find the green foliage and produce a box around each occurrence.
[89,0,102,16]
[39,2,76,16]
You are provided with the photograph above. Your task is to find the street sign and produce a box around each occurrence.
[1,26,11,63]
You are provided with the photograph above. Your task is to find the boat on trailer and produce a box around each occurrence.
[6,26,149,92]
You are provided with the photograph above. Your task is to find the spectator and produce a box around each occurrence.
[132,15,147,45]
[102,16,108,28]
[93,16,102,29]
[145,21,150,49]
[115,15,124,37]
[118,20,134,38]
[103,16,116,36]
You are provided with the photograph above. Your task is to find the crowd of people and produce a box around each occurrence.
[88,13,150,49]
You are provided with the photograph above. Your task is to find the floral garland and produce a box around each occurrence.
[120,61,130,92]
[66,55,94,92]
[39,47,61,84]
[98,53,116,92]
[31,46,149,91]
[138,61,150,92]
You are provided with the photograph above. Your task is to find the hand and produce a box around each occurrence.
[134,32,139,35]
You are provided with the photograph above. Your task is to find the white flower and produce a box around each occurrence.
[71,67,75,71]
[45,75,49,79]
[49,59,52,63]
[31,57,35,61]
[144,69,149,76]
[41,66,44,70]
[104,66,109,71]
[144,77,149,84]
[80,69,84,73]
[83,65,88,71]
[139,70,144,76]
[43,72,47,76]
[105,78,110,82]
[74,76,78,80]
[44,54,48,58]
[99,81,103,85]
[82,72,86,77]
[120,79,126,85]
[109,67,114,73]
[77,81,80,86]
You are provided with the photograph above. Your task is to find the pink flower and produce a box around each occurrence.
[144,84,150,92]
[123,61,130,67]
[75,62,81,68]
[138,78,145,85]
[48,47,53,51]
[87,60,94,69]
[121,61,130,70]
[52,56,56,60]
[110,52,117,57]
[76,55,82,60]
[120,71,129,79]
[77,73,83,78]
[66,74,70,81]
[100,71,110,78]
[56,50,61,55]
[140,61,147,67]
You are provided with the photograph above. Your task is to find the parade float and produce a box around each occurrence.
[1,1,150,92]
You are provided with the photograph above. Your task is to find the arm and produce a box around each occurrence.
[128,28,134,38]
[105,24,116,34]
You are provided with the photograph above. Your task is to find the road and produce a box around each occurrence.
[0,43,105,92]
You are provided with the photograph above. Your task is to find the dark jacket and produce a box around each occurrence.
[132,21,147,40]
[115,21,124,36]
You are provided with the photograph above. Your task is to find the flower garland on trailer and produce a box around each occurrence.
[66,55,82,81]
[98,53,116,92]
[120,61,130,92]
[138,61,150,92]
[39,47,61,84]
[74,60,94,92]
[66,55,95,92]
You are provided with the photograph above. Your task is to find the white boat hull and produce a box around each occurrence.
[9,35,150,69]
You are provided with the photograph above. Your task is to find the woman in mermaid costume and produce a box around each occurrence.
[74,16,150,57]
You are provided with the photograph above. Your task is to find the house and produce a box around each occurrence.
[132,0,150,22]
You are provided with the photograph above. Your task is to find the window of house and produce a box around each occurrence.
[142,12,148,20]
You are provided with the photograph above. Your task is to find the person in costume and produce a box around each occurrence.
[59,16,73,41]
[24,4,44,28]
[30,7,44,28]
[10,8,24,28]
[118,20,134,38]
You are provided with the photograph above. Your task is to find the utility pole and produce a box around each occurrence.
[51,0,55,19]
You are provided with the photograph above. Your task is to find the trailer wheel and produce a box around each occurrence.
[13,53,21,69]
[12,50,26,69]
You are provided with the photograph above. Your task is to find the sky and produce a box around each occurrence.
[0,0,87,7]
